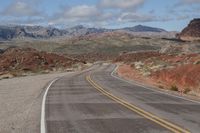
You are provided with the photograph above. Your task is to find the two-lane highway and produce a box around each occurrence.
[43,63,200,133]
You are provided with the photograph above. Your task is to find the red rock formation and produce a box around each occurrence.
[177,18,200,41]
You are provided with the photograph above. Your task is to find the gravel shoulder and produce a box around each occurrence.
[0,72,74,133]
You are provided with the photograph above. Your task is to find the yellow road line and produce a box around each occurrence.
[86,75,190,133]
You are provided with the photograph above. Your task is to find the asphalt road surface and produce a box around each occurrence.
[44,63,200,133]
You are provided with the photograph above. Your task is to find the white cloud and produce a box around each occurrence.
[1,0,41,17]
[176,15,190,20]
[174,0,200,7]
[49,5,117,26]
[99,0,144,9]
[3,18,45,25]
[49,5,100,25]
[183,0,200,3]
[64,5,100,18]
[0,0,188,27]
[48,0,146,26]
[118,12,155,22]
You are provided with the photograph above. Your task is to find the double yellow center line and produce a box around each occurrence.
[86,74,190,133]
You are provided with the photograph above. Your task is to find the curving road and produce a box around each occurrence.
[43,63,200,133]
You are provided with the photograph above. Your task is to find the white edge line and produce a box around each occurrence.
[41,78,60,133]
[111,64,200,104]
[40,63,97,133]
[40,63,96,133]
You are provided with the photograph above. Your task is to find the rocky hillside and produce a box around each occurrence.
[0,47,84,77]
[177,18,200,41]
[0,26,68,40]
[115,51,200,96]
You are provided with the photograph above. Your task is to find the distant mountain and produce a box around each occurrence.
[66,25,113,36]
[0,25,68,40]
[0,25,113,40]
[0,24,170,40]
[122,25,167,32]
[177,18,200,41]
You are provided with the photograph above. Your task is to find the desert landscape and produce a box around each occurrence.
[1,19,200,95]
[0,19,200,132]
[0,0,200,132]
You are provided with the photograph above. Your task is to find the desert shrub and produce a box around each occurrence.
[158,85,164,89]
[194,60,200,65]
[184,88,191,94]
[130,63,135,68]
[170,85,179,91]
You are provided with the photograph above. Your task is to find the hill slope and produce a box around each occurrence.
[177,18,200,41]
[0,47,84,77]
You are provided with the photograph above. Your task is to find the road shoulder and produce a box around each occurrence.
[0,72,74,133]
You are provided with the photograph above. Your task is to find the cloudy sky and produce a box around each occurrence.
[0,0,199,31]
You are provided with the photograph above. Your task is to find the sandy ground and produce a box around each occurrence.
[0,72,74,133]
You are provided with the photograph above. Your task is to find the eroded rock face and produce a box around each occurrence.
[177,18,200,41]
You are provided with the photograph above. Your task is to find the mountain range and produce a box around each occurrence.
[0,24,171,40]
